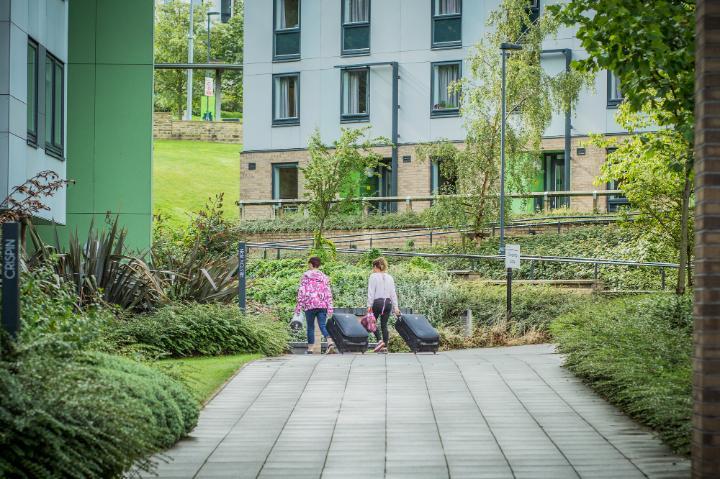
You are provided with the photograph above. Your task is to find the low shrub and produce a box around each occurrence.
[551,294,692,455]
[109,303,289,357]
[0,340,198,478]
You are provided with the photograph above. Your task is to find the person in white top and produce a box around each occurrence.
[367,257,400,353]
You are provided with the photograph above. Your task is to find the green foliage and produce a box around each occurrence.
[248,257,589,336]
[592,105,694,294]
[109,303,288,358]
[0,341,198,478]
[235,211,427,234]
[27,218,166,311]
[416,0,590,235]
[550,0,695,138]
[18,264,114,350]
[303,128,387,246]
[210,3,244,112]
[153,195,241,303]
[551,294,692,455]
[424,225,677,291]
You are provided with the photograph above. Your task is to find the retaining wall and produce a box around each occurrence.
[153,112,243,143]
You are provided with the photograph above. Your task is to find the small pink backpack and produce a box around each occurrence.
[360,312,377,333]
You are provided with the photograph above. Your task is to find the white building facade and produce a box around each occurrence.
[0,0,68,223]
[241,0,629,216]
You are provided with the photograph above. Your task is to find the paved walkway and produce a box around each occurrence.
[147,345,689,479]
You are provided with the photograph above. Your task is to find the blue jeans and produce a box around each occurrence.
[305,309,330,345]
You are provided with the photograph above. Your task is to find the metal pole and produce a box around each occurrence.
[238,242,246,311]
[207,13,211,63]
[390,62,399,212]
[499,49,507,255]
[185,0,195,121]
[2,222,20,338]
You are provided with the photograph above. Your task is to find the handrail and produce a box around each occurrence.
[244,242,680,269]
[236,190,624,207]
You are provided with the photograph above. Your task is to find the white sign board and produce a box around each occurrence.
[204,77,214,96]
[505,244,521,269]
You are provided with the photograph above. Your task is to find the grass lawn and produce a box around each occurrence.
[153,140,241,224]
[158,353,262,403]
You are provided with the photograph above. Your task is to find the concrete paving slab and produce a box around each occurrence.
[145,345,690,479]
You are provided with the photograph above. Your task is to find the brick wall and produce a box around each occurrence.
[240,138,620,219]
[694,1,720,476]
[153,112,243,143]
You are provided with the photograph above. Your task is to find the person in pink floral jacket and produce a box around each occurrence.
[295,257,335,354]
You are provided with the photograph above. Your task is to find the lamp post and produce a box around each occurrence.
[206,11,220,63]
[185,0,195,121]
[499,42,523,255]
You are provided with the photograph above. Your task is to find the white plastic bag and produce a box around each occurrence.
[290,312,304,331]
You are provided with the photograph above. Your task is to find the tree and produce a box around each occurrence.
[211,2,244,113]
[416,0,588,238]
[551,0,695,294]
[593,106,693,289]
[303,128,385,251]
[154,0,208,118]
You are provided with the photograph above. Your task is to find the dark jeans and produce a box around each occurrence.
[305,309,329,345]
[372,298,392,344]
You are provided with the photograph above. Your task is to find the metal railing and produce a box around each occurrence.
[237,190,625,219]
[243,242,678,290]
[248,213,635,250]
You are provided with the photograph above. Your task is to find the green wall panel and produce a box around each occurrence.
[95,0,154,65]
[50,0,154,251]
[93,64,152,214]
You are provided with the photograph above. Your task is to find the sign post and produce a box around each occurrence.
[505,244,520,320]
[2,222,20,338]
[238,242,246,312]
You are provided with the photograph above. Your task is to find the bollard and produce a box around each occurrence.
[430,230,433,245]
[276,248,281,260]
[2,222,20,338]
[530,260,535,280]
[661,268,666,290]
[238,242,246,312]
[465,309,473,338]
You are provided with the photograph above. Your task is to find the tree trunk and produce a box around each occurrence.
[676,158,693,295]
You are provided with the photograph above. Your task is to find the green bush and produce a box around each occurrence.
[551,294,692,455]
[248,258,590,343]
[109,303,289,357]
[0,340,198,478]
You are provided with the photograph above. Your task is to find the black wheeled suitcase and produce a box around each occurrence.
[395,314,440,353]
[327,313,369,354]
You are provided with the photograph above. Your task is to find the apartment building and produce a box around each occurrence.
[240,0,632,218]
[1,0,154,249]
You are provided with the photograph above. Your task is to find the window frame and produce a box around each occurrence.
[44,51,64,160]
[341,0,371,56]
[272,72,300,127]
[26,38,39,147]
[605,148,630,212]
[430,60,462,118]
[340,67,370,123]
[273,0,301,62]
[607,71,623,108]
[431,0,462,49]
[272,162,300,200]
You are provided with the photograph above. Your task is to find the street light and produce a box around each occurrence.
[499,42,523,255]
[207,11,220,63]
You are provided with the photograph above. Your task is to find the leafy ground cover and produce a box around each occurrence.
[551,294,692,455]
[153,140,241,224]
[158,354,261,403]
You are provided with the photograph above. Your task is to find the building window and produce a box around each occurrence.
[431,159,456,194]
[272,163,299,199]
[274,0,300,61]
[272,73,299,126]
[608,71,623,108]
[431,61,461,117]
[44,52,64,159]
[432,0,462,48]
[342,0,370,55]
[341,68,369,122]
[527,0,540,27]
[26,39,38,146]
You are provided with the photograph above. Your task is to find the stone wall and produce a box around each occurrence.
[153,112,243,143]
